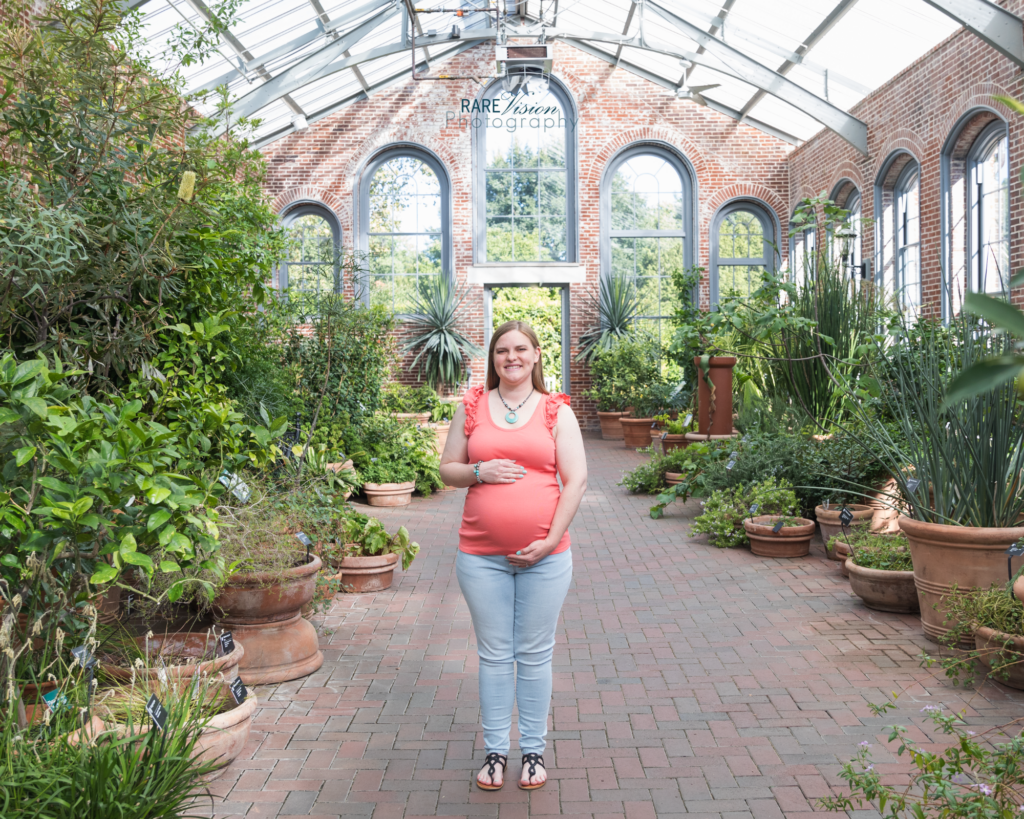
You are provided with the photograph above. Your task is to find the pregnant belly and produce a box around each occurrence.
[460,474,561,554]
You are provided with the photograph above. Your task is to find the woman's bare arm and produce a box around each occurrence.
[439,404,524,488]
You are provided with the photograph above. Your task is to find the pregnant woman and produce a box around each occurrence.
[440,320,587,792]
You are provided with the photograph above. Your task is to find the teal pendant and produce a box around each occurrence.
[505,411,518,424]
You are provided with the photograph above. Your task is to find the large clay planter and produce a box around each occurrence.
[974,627,1024,690]
[95,585,121,624]
[426,422,451,457]
[1014,574,1024,606]
[899,516,1024,647]
[363,481,415,507]
[744,516,815,558]
[334,552,401,593]
[326,459,355,500]
[213,554,324,685]
[621,417,654,448]
[597,411,630,440]
[665,472,683,486]
[195,680,258,778]
[694,356,736,436]
[816,504,874,560]
[831,538,853,577]
[846,560,919,613]
[103,631,244,694]
[394,411,431,424]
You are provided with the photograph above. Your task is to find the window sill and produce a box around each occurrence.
[467,263,587,285]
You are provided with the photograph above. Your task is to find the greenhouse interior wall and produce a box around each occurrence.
[261,7,1024,430]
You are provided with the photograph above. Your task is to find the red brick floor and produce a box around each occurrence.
[204,436,1024,818]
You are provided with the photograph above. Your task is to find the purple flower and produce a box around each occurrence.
[978,784,994,797]
[921,705,940,713]
[967,731,976,736]
[866,764,874,772]
[859,741,871,748]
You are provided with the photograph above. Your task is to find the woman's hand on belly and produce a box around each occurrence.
[478,458,528,484]
[506,538,558,568]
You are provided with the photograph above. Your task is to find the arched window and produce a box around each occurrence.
[711,200,776,304]
[895,166,921,310]
[969,122,1010,297]
[790,219,815,287]
[602,144,694,347]
[475,74,577,263]
[875,152,920,310]
[280,203,342,315]
[360,145,451,312]
[845,191,863,275]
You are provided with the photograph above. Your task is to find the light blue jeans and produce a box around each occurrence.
[456,549,573,755]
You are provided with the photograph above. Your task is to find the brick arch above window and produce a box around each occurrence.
[586,127,709,188]
[271,187,345,224]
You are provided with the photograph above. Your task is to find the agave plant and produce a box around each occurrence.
[398,277,484,391]
[575,273,643,362]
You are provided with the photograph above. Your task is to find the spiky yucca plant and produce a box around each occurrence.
[575,273,643,362]
[398,278,484,391]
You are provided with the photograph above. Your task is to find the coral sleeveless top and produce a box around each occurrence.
[458,386,571,556]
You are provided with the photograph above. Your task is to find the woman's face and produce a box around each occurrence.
[493,329,541,389]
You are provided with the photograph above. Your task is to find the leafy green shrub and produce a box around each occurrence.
[620,445,704,494]
[353,415,443,495]
[936,584,1024,688]
[844,531,912,571]
[338,513,420,570]
[584,335,663,412]
[648,440,734,517]
[380,383,440,414]
[692,478,798,548]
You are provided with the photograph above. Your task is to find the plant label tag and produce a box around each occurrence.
[824,500,829,510]
[42,688,68,714]
[726,460,736,471]
[906,478,921,493]
[772,519,785,533]
[146,695,168,732]
[1006,541,1024,558]
[125,593,135,616]
[218,632,235,656]
[839,508,854,526]
[684,414,693,427]
[730,451,738,459]
[70,645,96,671]
[749,503,759,516]
[660,431,668,440]
[126,495,136,507]
[218,472,251,503]
[229,676,247,705]
[295,532,313,548]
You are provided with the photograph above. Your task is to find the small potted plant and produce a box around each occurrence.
[815,502,874,560]
[355,414,443,504]
[584,336,662,441]
[844,531,918,613]
[744,514,816,558]
[691,477,800,548]
[652,412,694,454]
[212,489,324,685]
[380,383,437,424]
[941,582,1024,687]
[322,513,420,593]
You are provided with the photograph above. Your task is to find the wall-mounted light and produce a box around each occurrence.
[291,113,309,132]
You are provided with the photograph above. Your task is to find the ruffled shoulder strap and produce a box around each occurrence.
[543,392,571,431]
[462,385,486,436]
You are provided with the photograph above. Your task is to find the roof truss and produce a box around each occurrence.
[919,0,1024,68]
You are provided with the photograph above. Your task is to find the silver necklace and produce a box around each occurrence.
[497,386,533,424]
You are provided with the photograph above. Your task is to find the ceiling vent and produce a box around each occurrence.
[495,44,553,75]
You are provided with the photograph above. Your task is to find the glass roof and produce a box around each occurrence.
[135,0,961,149]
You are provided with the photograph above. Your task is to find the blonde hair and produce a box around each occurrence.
[487,321,549,394]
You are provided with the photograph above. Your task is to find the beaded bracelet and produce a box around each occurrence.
[473,461,484,483]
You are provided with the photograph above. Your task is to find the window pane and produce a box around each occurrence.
[612,237,634,277]
[720,210,764,262]
[720,264,762,297]
[486,83,567,261]
[287,214,333,263]
[977,135,1009,295]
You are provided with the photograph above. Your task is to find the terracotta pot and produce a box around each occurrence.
[103,632,244,694]
[744,516,815,558]
[899,516,1024,647]
[665,472,683,486]
[21,680,58,724]
[620,417,654,448]
[660,433,687,454]
[213,554,324,685]
[683,431,740,444]
[597,410,630,440]
[194,680,258,778]
[326,459,355,500]
[363,481,416,507]
[866,477,902,533]
[831,539,853,576]
[816,504,874,559]
[693,356,736,436]
[394,411,431,424]
[846,560,919,613]
[333,552,401,593]
[1014,574,1024,606]
[426,422,450,457]
[974,626,1024,690]
[303,571,343,618]
[94,585,121,625]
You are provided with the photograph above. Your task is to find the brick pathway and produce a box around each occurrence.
[206,436,1024,818]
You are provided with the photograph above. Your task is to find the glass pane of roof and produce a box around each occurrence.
[134,0,965,147]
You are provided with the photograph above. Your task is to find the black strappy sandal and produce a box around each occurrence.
[519,752,547,790]
[476,752,507,791]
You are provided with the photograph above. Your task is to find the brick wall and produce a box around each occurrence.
[788,0,1024,313]
[261,41,793,429]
